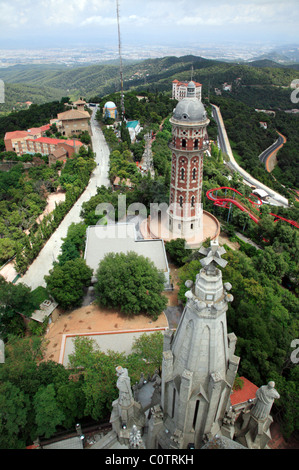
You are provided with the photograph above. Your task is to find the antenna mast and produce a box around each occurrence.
[116,0,125,121]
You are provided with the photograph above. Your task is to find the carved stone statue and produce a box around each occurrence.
[251,381,280,420]
[129,424,145,449]
[115,366,133,407]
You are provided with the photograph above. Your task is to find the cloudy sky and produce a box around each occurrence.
[1,0,298,49]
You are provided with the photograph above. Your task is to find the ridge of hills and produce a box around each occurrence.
[0,54,299,112]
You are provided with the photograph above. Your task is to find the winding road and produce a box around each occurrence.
[16,107,110,290]
[211,104,289,208]
[259,132,286,172]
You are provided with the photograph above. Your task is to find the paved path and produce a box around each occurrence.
[17,108,110,290]
[258,131,286,172]
[235,232,261,250]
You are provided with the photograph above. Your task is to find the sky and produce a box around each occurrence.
[1,0,298,50]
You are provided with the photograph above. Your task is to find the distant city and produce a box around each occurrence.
[0,42,293,68]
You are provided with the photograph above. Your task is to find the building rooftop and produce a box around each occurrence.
[201,435,246,449]
[27,124,50,134]
[173,79,202,87]
[172,96,207,123]
[31,299,59,323]
[84,223,169,276]
[5,130,28,140]
[252,188,268,199]
[32,137,83,147]
[50,147,68,158]
[73,99,86,105]
[230,376,258,406]
[126,120,140,128]
[42,436,84,449]
[4,124,50,141]
[57,109,90,121]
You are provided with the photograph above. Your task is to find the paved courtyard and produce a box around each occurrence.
[43,304,168,365]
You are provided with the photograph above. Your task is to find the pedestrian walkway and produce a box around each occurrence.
[16,109,110,290]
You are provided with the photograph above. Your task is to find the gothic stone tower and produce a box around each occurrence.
[146,240,240,449]
[168,81,210,241]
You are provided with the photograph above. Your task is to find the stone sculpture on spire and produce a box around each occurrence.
[251,381,280,420]
[115,366,133,407]
[199,239,227,275]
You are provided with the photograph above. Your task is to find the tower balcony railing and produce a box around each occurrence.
[168,142,210,153]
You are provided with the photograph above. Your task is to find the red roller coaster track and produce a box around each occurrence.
[206,187,299,229]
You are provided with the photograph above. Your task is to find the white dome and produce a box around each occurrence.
[104,101,117,108]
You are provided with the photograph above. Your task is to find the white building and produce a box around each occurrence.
[126,120,142,142]
[172,80,202,101]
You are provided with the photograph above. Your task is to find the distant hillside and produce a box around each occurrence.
[250,45,299,65]
[0,82,66,114]
[246,59,289,68]
[246,59,299,71]
[0,55,298,111]
[0,63,70,83]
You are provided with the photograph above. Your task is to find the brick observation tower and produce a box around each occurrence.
[168,81,210,241]
[140,81,220,247]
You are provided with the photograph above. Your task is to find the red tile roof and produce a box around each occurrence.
[39,124,51,132]
[230,377,258,406]
[5,130,28,140]
[5,124,50,140]
[33,137,83,147]
[172,80,202,87]
[57,109,90,120]
[50,147,68,158]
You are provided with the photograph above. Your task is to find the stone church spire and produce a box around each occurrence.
[146,239,240,449]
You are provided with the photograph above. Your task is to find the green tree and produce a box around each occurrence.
[0,335,44,392]
[0,381,30,449]
[44,258,93,310]
[79,131,91,145]
[68,336,122,420]
[131,331,163,371]
[120,122,131,146]
[0,238,16,263]
[33,384,65,438]
[57,238,80,265]
[56,380,86,429]
[270,370,299,439]
[0,278,39,339]
[165,238,191,267]
[95,251,167,320]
